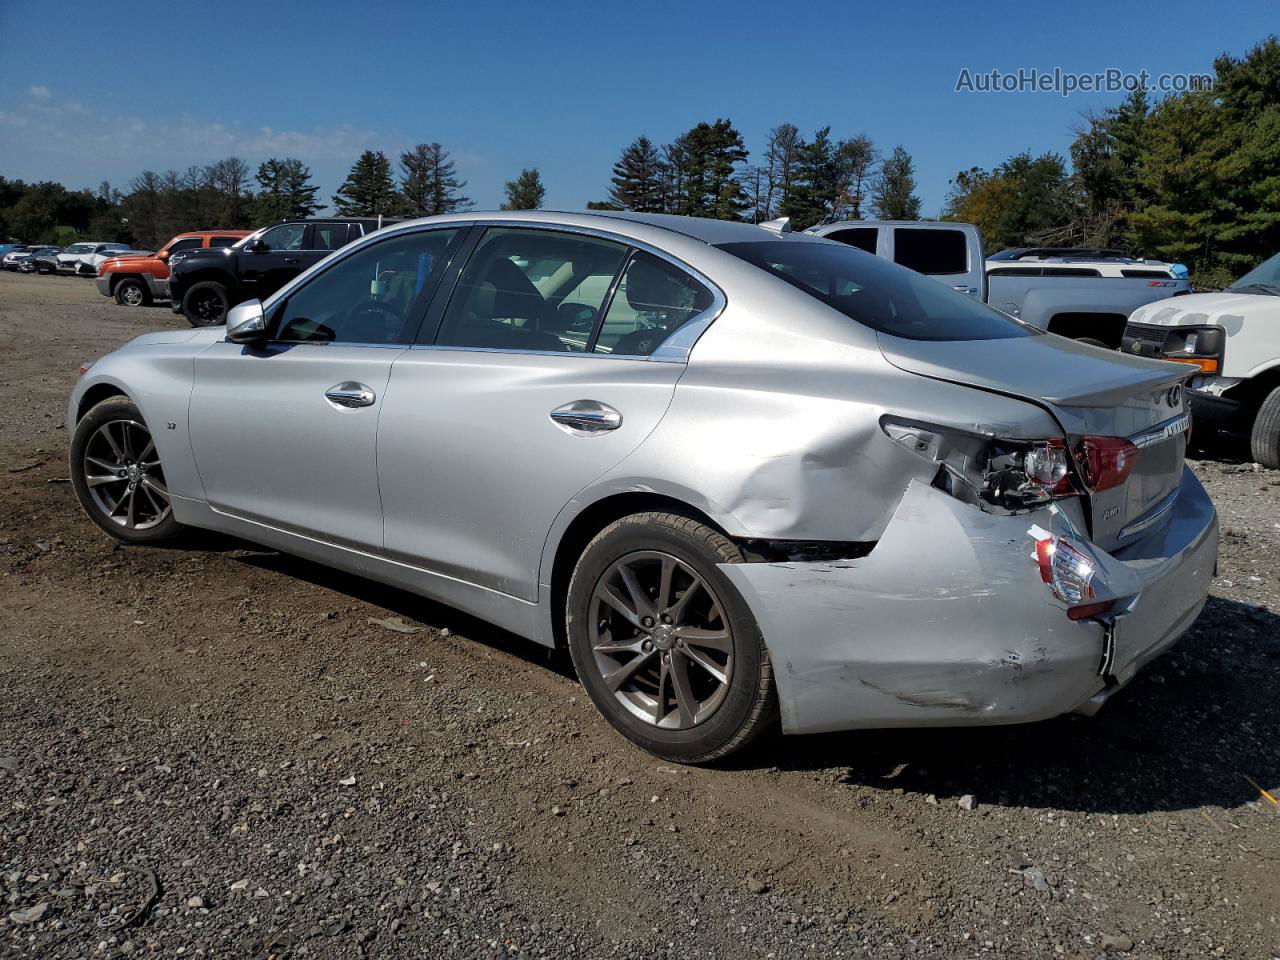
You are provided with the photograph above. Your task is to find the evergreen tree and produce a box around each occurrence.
[608,136,665,211]
[943,151,1073,250]
[333,150,400,217]
[400,143,471,217]
[500,168,545,210]
[873,146,921,220]
[669,119,748,219]
[255,158,321,222]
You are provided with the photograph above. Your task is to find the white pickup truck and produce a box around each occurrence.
[806,221,1190,347]
[1122,252,1280,468]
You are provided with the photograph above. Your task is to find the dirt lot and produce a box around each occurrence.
[2,271,1279,960]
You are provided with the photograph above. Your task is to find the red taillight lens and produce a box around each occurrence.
[1067,600,1115,621]
[1074,436,1138,492]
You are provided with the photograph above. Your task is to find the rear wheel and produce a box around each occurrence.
[1251,384,1280,469]
[70,397,183,545]
[114,278,151,307]
[566,512,778,764]
[183,281,230,326]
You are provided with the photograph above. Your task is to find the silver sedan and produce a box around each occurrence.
[67,211,1218,763]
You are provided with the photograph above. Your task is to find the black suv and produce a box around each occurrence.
[169,218,398,326]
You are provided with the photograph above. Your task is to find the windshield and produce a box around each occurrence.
[65,244,92,254]
[1229,253,1280,295]
[717,239,1035,341]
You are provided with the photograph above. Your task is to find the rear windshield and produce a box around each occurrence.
[717,239,1035,341]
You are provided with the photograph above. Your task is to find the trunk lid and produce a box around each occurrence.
[877,331,1191,551]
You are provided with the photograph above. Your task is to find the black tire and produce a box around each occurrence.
[182,280,230,327]
[114,278,151,307]
[70,397,184,545]
[1250,384,1280,469]
[565,512,778,764]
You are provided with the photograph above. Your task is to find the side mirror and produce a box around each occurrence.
[157,250,170,261]
[226,300,267,343]
[248,238,267,253]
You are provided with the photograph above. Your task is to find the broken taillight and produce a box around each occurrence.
[1034,534,1115,620]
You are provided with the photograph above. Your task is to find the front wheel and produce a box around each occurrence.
[70,397,184,544]
[114,278,151,307]
[1251,384,1280,469]
[182,281,230,326]
[566,512,778,764]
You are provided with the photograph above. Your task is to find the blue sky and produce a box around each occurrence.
[0,1,1272,217]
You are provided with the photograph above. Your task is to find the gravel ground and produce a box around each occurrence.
[2,271,1278,960]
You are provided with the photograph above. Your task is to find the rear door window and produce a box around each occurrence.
[314,223,354,251]
[434,228,628,353]
[593,252,713,356]
[825,227,878,254]
[892,228,969,275]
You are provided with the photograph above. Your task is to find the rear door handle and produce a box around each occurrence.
[550,400,622,434]
[284,256,301,265]
[325,381,376,408]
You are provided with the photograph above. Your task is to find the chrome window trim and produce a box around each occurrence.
[261,219,725,361]
[422,219,727,363]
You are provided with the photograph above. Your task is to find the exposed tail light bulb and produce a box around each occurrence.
[1034,533,1114,621]
[1023,440,1073,495]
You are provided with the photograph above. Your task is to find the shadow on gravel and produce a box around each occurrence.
[226,543,1277,816]
[755,595,1280,816]
[229,547,578,681]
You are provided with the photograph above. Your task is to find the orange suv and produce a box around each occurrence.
[97,230,251,306]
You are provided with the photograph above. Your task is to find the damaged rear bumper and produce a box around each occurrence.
[719,468,1217,735]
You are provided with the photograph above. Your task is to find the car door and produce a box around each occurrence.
[188,226,467,550]
[239,222,314,299]
[378,225,718,602]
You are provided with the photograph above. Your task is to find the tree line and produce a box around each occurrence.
[944,36,1280,285]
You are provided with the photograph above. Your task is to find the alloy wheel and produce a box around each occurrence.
[121,284,144,306]
[191,291,224,323]
[82,419,171,530]
[588,550,734,729]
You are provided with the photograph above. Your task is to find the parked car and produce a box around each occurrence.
[1,245,33,270]
[56,242,131,276]
[168,218,397,326]
[806,222,1190,347]
[1122,251,1280,468]
[28,248,63,274]
[68,211,1216,763]
[96,230,252,306]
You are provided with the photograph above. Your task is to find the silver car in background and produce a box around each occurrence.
[67,211,1218,763]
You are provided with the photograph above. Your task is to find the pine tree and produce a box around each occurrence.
[500,168,545,210]
[255,158,321,222]
[332,151,400,217]
[873,146,921,220]
[608,136,665,212]
[400,143,471,217]
[670,119,748,220]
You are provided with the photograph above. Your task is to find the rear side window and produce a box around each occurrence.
[718,239,1035,342]
[593,252,713,356]
[210,236,240,248]
[435,228,628,353]
[825,228,878,254]
[893,228,969,275]
[314,223,353,251]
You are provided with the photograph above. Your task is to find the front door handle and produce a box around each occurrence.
[325,381,376,408]
[284,256,301,265]
[953,284,979,297]
[550,400,623,434]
